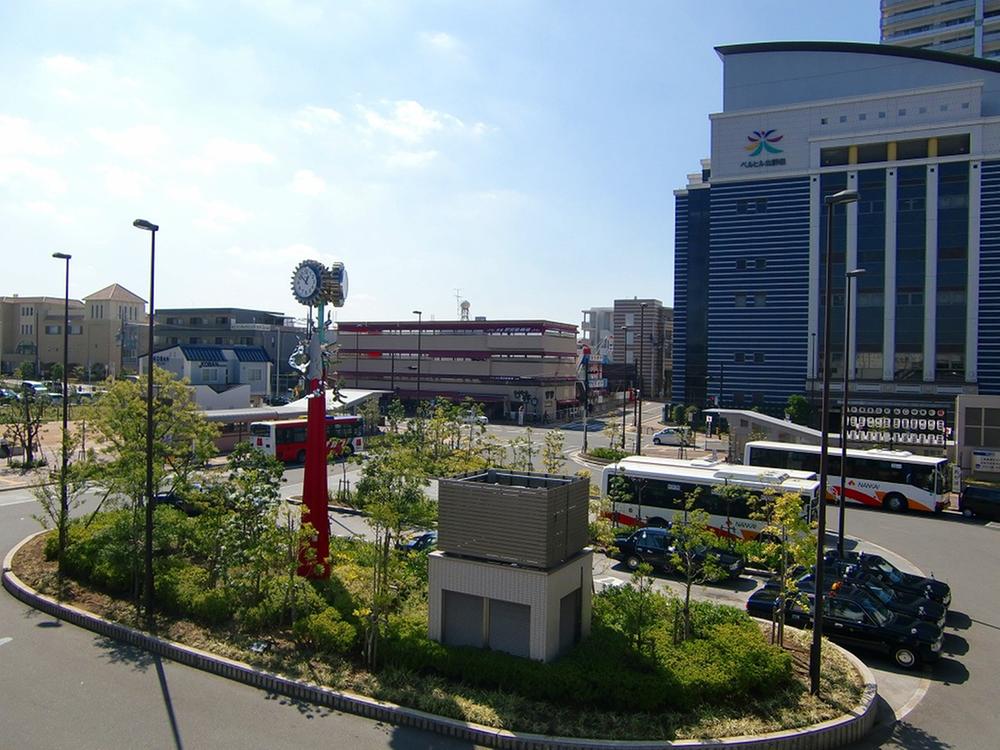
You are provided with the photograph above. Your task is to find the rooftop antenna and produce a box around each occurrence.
[460,300,470,321]
[454,288,462,319]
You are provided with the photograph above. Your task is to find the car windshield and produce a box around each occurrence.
[866,583,894,604]
[854,591,892,626]
[874,560,904,584]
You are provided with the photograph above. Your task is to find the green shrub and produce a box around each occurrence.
[588,447,628,461]
[293,607,357,655]
[58,511,134,594]
[157,562,234,626]
[239,575,327,632]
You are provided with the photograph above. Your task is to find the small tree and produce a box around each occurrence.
[386,398,405,435]
[2,385,48,467]
[509,428,535,472]
[618,563,664,658]
[541,428,565,474]
[785,394,812,426]
[603,418,622,451]
[357,397,381,436]
[749,490,817,646]
[354,443,435,668]
[669,490,724,641]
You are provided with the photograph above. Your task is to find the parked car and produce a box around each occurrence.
[651,427,688,446]
[0,387,20,404]
[771,570,947,628]
[746,585,943,669]
[959,482,1000,521]
[824,550,951,607]
[612,526,744,580]
[153,484,208,516]
[459,413,489,425]
[396,530,437,553]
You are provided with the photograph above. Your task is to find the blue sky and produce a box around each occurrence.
[1,1,878,328]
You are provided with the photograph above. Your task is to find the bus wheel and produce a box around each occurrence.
[883,494,907,513]
[625,554,642,571]
[296,450,306,464]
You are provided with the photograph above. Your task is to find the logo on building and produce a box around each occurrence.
[745,129,783,156]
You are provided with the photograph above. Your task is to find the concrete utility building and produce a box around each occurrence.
[880,0,1000,59]
[335,319,579,421]
[139,344,273,408]
[0,283,147,379]
[673,42,1000,430]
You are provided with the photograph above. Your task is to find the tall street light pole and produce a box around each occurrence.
[412,310,423,406]
[355,326,360,388]
[837,268,866,556]
[811,189,858,696]
[635,303,647,455]
[133,218,159,625]
[52,252,71,578]
[620,325,630,451]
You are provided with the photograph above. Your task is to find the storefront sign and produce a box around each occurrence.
[845,405,950,447]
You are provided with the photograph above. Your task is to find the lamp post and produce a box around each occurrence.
[837,268,866,556]
[412,310,423,406]
[635,303,647,455]
[811,189,858,696]
[133,218,159,624]
[620,325,630,450]
[52,252,71,578]
[355,326,360,388]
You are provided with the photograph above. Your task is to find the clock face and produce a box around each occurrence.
[293,265,319,301]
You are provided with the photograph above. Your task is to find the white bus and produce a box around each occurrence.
[600,456,821,541]
[743,440,949,514]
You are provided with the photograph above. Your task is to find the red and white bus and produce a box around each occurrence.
[744,440,949,513]
[249,416,364,463]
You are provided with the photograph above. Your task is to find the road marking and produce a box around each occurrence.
[0,637,12,647]
[0,497,37,507]
[894,675,931,722]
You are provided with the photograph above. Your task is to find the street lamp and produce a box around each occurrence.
[412,310,423,406]
[52,252,71,578]
[837,268,866,556]
[355,326,361,388]
[636,303,647,455]
[811,189,858,696]
[620,325,630,450]
[133,218,159,624]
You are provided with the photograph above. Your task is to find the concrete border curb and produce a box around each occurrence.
[3,531,878,749]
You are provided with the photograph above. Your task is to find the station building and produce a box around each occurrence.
[673,42,1000,430]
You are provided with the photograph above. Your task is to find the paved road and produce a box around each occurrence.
[2,413,992,748]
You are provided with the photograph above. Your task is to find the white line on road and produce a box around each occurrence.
[0,637,12,647]
[0,497,36,507]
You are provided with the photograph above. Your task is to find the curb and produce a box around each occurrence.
[3,531,879,750]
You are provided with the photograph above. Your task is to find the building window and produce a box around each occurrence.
[756,257,767,270]
[937,134,970,157]
[839,115,847,123]
[897,138,929,160]
[190,317,204,326]
[754,352,765,364]
[737,258,747,270]
[878,111,886,119]
[939,104,948,112]
[247,369,262,382]
[189,337,201,344]
[859,113,867,121]
[169,337,179,345]
[898,108,906,116]
[821,117,828,125]
[45,325,61,335]
[215,337,224,344]
[735,294,746,307]
[962,102,970,110]
[734,352,745,363]
[821,147,850,166]
[736,197,767,214]
[203,368,217,383]
[69,325,82,335]
[919,106,927,114]
[216,316,229,325]
[20,306,34,317]
[858,142,888,163]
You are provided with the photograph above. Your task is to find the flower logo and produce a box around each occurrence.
[745,129,783,156]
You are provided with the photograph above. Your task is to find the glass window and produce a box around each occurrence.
[937,134,970,156]
[897,139,929,160]
[857,143,887,163]
[821,147,850,166]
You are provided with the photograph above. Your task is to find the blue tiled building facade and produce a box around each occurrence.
[674,42,1000,414]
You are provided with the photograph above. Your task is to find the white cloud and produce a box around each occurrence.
[0,115,63,157]
[292,105,343,133]
[420,31,460,54]
[225,242,338,266]
[359,100,464,144]
[42,54,90,76]
[0,158,68,194]
[385,150,438,169]
[183,137,276,174]
[291,168,327,195]
[195,200,252,231]
[97,165,149,198]
[90,125,170,159]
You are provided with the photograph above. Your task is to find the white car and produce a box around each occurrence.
[460,413,489,425]
[651,427,687,446]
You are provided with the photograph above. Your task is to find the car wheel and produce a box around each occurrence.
[625,554,642,571]
[296,450,306,464]
[893,646,918,669]
[884,493,907,513]
[653,438,661,445]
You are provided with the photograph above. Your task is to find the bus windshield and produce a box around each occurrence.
[249,424,271,437]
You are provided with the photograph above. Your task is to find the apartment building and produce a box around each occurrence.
[881,0,1000,59]
[610,299,672,400]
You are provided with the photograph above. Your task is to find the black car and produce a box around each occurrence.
[612,527,745,580]
[959,483,1000,521]
[773,571,947,629]
[746,585,943,669]
[153,484,208,516]
[825,550,951,608]
[397,530,437,553]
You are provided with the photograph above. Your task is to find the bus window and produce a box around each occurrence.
[250,424,271,437]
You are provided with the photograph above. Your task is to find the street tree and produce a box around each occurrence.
[1,385,49,467]
[541,428,566,474]
[749,489,817,646]
[603,418,622,451]
[785,394,812,426]
[509,428,535,471]
[354,442,435,668]
[386,398,405,435]
[669,490,724,641]
[85,368,218,609]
